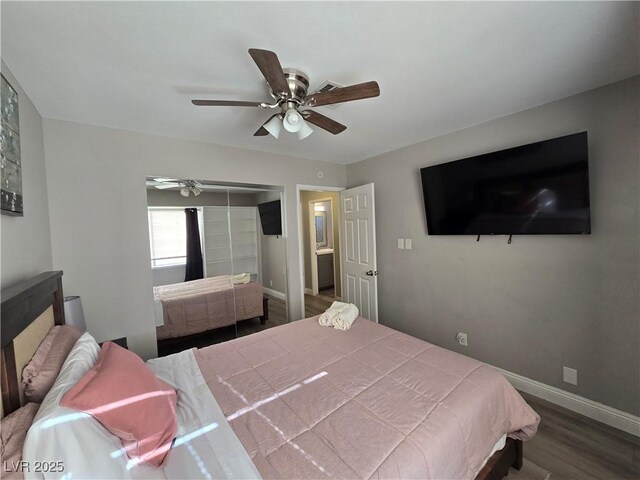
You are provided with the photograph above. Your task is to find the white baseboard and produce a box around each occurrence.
[263,287,286,301]
[491,365,640,437]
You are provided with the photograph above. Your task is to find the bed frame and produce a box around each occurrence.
[477,437,523,480]
[0,271,523,479]
[1,271,65,415]
[156,296,269,350]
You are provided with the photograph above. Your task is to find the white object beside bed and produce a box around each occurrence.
[154,299,164,327]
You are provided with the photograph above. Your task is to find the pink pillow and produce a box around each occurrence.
[1,403,40,479]
[60,342,177,468]
[22,325,82,403]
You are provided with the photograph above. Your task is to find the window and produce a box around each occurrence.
[148,208,186,268]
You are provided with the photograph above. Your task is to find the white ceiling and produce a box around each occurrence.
[2,2,638,164]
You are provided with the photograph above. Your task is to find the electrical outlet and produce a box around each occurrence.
[269,280,273,287]
[563,366,578,385]
[456,332,468,347]
[405,238,412,250]
[397,238,405,249]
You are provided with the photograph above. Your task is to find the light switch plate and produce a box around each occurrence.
[563,366,578,385]
[405,238,412,250]
[398,238,405,249]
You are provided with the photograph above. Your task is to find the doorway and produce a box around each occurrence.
[299,189,342,317]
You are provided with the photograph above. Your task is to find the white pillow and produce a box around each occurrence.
[22,333,148,479]
[30,332,100,424]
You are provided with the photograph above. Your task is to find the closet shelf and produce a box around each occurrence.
[202,205,259,280]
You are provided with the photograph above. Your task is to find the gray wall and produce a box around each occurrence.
[256,191,287,296]
[0,62,52,288]
[301,190,342,297]
[43,118,346,359]
[347,76,640,415]
[151,264,185,287]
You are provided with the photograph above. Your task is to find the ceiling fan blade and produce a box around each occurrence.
[304,81,380,107]
[248,49,290,99]
[191,100,264,107]
[155,183,181,189]
[254,114,279,136]
[301,110,346,135]
[153,177,179,182]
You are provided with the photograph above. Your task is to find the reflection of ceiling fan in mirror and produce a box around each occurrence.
[191,49,380,140]
[153,178,203,197]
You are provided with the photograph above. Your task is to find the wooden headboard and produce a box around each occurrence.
[1,271,65,415]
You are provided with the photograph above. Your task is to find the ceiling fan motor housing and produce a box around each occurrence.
[270,68,309,103]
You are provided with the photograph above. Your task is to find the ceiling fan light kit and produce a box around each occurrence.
[180,186,201,197]
[191,49,380,140]
[154,179,204,197]
[264,115,282,139]
[283,109,303,132]
[297,121,313,140]
[258,103,314,140]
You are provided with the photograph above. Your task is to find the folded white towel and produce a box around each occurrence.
[318,301,349,326]
[332,304,359,330]
[232,273,251,285]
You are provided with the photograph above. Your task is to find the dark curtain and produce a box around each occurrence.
[184,208,204,282]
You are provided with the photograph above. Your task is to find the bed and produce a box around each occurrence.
[2,272,539,480]
[154,275,265,342]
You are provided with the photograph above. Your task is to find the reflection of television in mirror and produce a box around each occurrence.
[420,132,591,235]
[258,200,282,235]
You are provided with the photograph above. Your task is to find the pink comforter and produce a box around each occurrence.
[155,276,263,340]
[195,317,539,479]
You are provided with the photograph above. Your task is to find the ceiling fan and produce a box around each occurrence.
[191,48,380,140]
[152,178,203,197]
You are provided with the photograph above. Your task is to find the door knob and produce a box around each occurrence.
[365,270,379,276]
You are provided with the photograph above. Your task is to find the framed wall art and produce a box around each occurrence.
[1,74,22,216]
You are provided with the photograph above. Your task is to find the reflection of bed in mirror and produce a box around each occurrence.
[154,275,265,344]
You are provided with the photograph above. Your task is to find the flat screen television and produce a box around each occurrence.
[257,199,282,235]
[420,132,591,235]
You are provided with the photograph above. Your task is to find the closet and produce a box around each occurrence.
[202,206,260,280]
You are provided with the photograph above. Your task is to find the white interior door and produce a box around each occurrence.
[339,183,378,322]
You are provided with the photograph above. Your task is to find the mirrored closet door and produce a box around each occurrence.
[147,178,289,356]
[233,187,288,337]
[147,179,237,356]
